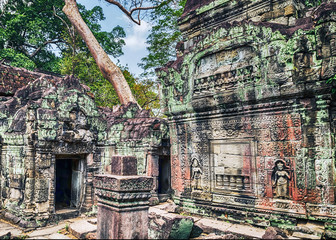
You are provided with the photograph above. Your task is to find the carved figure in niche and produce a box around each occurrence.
[191,158,202,190]
[271,159,290,199]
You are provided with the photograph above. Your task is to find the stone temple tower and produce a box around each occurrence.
[157,0,336,233]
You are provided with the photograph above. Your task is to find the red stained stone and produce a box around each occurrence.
[110,156,137,176]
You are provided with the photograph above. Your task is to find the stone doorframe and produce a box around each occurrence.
[52,154,87,213]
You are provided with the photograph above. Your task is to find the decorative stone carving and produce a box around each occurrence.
[158,0,336,229]
[211,139,255,194]
[94,156,153,239]
[191,157,202,190]
[271,160,291,199]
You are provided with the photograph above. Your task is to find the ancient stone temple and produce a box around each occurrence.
[0,64,169,228]
[157,0,336,229]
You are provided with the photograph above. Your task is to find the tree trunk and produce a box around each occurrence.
[63,0,137,105]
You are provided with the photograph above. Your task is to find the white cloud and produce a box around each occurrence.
[123,20,152,50]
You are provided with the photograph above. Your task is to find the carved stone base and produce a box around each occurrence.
[94,174,153,239]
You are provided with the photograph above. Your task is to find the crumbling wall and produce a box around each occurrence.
[0,65,169,227]
[0,72,106,227]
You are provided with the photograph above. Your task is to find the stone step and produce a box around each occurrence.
[68,220,97,239]
[53,209,79,221]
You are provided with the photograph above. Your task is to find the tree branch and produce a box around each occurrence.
[63,0,137,105]
[141,95,159,109]
[29,40,63,58]
[103,0,164,25]
[53,6,74,39]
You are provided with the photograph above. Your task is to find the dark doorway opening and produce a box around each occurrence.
[158,156,171,194]
[56,159,72,210]
[55,157,84,211]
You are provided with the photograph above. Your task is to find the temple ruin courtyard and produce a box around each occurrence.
[2,0,336,239]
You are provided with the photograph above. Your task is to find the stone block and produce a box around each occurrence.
[36,201,49,213]
[34,178,49,203]
[292,232,320,239]
[34,189,48,203]
[35,179,49,190]
[110,156,137,176]
[284,5,296,16]
[261,227,288,239]
[148,208,194,239]
[69,220,97,239]
[10,188,22,200]
[94,175,153,193]
[98,204,148,239]
[9,174,23,189]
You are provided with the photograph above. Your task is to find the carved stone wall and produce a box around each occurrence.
[0,65,169,227]
[158,0,336,229]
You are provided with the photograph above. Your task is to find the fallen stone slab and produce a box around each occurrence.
[194,218,233,234]
[87,218,97,225]
[0,221,23,238]
[292,231,321,239]
[227,223,265,239]
[27,223,66,238]
[192,216,267,239]
[47,233,71,239]
[69,220,97,239]
[149,207,194,239]
[194,233,238,239]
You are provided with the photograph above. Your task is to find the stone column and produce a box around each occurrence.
[94,156,153,239]
[146,148,160,204]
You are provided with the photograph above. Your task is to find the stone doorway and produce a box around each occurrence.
[158,156,171,195]
[55,156,84,211]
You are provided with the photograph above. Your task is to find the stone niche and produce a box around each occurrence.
[158,0,336,230]
[210,139,256,195]
[0,65,169,228]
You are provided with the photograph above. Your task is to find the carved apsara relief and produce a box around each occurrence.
[191,157,203,191]
[271,159,291,199]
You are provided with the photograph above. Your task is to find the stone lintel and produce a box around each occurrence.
[94,175,153,192]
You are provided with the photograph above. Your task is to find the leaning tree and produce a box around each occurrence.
[62,0,170,105]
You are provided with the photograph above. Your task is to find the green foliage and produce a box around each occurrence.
[0,48,36,70]
[304,0,322,7]
[0,0,161,111]
[0,0,125,107]
[124,69,160,111]
[140,0,187,76]
[59,51,159,111]
[0,0,125,71]
[326,75,336,93]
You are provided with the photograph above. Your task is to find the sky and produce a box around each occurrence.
[77,0,152,77]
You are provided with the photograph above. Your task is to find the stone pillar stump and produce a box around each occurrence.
[94,156,153,239]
